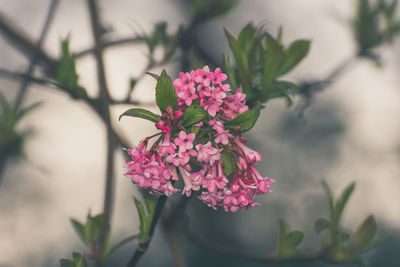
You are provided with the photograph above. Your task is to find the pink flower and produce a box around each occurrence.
[123,66,274,212]
[174,131,196,152]
[194,66,211,86]
[180,166,201,197]
[199,191,222,209]
[196,142,221,165]
[166,151,189,167]
[159,131,176,156]
[215,130,232,145]
[234,139,262,163]
[200,97,222,117]
[211,67,227,84]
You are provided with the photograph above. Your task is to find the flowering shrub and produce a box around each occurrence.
[121,66,274,211]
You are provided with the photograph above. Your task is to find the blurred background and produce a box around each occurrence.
[0,0,400,266]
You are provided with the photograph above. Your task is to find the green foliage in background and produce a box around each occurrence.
[223,23,311,107]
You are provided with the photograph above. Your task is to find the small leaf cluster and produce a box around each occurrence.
[223,23,311,107]
[70,212,110,262]
[53,36,87,98]
[142,22,181,63]
[315,181,390,264]
[60,252,87,267]
[352,0,400,63]
[267,182,389,264]
[0,92,39,166]
[276,220,304,258]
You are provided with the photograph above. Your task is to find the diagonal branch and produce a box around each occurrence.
[0,68,131,149]
[75,36,145,59]
[14,0,60,110]
[0,10,58,76]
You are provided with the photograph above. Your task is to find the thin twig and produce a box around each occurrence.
[0,10,58,76]
[15,0,60,110]
[75,36,145,59]
[180,223,323,264]
[108,234,139,256]
[126,196,167,267]
[86,0,115,261]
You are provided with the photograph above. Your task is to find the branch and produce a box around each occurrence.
[0,68,132,148]
[86,1,116,261]
[126,195,167,267]
[0,10,58,76]
[179,222,362,265]
[75,36,145,59]
[14,0,60,110]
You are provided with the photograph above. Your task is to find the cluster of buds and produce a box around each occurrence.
[124,66,274,211]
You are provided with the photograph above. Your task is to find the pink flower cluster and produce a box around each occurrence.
[124,66,274,212]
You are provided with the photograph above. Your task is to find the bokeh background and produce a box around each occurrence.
[0,0,400,266]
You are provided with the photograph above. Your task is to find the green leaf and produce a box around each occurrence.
[223,55,238,92]
[279,40,311,75]
[287,231,304,247]
[277,220,304,258]
[70,219,87,245]
[224,29,250,90]
[347,215,377,252]
[60,252,87,267]
[266,80,298,105]
[54,36,86,95]
[119,108,161,123]
[334,182,355,223]
[155,70,179,111]
[133,197,146,233]
[261,34,284,88]
[182,104,208,127]
[321,180,335,222]
[315,218,331,234]
[224,103,260,132]
[221,150,236,177]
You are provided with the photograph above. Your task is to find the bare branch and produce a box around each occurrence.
[0,10,58,76]
[75,36,145,59]
[15,0,60,110]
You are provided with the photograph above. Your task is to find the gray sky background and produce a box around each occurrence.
[0,1,400,266]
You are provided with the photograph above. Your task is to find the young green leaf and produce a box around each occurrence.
[182,104,208,127]
[54,36,86,97]
[279,40,311,75]
[133,197,151,243]
[70,219,87,245]
[223,55,238,92]
[276,220,304,258]
[334,182,355,223]
[315,218,331,234]
[119,108,161,123]
[155,70,179,111]
[347,215,377,252]
[60,252,87,267]
[261,34,284,88]
[221,150,236,177]
[224,29,250,89]
[321,180,335,221]
[266,80,298,105]
[224,103,260,132]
